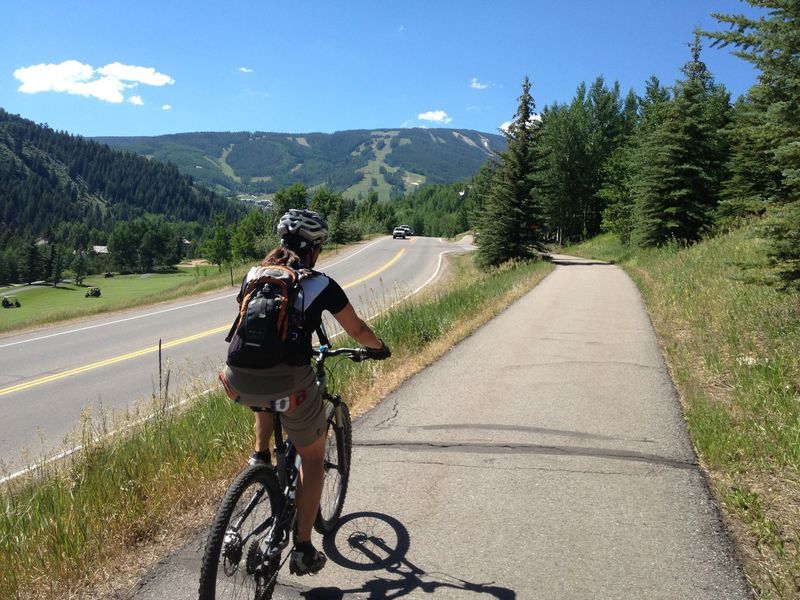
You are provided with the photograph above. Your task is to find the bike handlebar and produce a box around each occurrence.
[315,345,370,362]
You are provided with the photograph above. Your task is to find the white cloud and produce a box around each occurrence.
[162,104,172,111]
[470,77,488,90]
[238,67,254,73]
[98,62,174,86]
[418,110,452,124]
[500,114,541,132]
[14,60,174,104]
[128,95,144,106]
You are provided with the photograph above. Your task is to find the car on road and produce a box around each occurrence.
[2,295,21,308]
[392,227,407,239]
[399,225,413,236]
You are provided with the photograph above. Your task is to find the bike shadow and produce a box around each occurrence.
[299,511,516,599]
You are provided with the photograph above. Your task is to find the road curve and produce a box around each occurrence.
[0,236,472,473]
[129,254,750,599]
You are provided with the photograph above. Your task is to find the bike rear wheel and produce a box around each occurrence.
[315,400,352,534]
[199,464,285,600]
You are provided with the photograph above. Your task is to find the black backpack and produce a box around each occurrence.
[225,265,312,368]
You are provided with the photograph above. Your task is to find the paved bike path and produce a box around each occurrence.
[129,255,751,599]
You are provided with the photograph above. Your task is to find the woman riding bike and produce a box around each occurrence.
[219,208,390,576]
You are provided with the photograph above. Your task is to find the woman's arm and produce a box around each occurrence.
[332,302,382,349]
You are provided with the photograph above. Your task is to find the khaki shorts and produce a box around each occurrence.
[220,363,327,447]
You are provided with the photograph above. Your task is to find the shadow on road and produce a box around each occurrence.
[550,257,613,267]
[299,511,516,599]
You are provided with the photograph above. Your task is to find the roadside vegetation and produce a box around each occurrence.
[0,266,243,334]
[0,238,365,335]
[566,226,800,598]
[0,254,553,599]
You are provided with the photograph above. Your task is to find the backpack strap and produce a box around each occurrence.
[224,265,299,342]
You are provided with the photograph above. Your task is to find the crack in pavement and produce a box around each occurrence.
[373,458,636,477]
[353,439,698,470]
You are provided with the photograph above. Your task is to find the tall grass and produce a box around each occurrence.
[0,255,553,599]
[567,228,800,598]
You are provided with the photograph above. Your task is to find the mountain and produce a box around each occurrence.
[0,109,242,239]
[95,128,506,200]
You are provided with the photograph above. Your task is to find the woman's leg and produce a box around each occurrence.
[293,433,326,542]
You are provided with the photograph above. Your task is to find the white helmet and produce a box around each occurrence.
[277,209,328,248]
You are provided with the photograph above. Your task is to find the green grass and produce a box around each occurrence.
[0,243,367,335]
[0,266,246,334]
[0,254,554,599]
[566,228,800,599]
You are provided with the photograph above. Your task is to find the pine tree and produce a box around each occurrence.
[717,94,780,223]
[632,37,730,247]
[72,251,88,286]
[706,1,800,287]
[476,77,544,266]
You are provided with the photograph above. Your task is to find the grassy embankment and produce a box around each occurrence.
[0,266,248,334]
[566,227,800,598]
[0,254,553,599]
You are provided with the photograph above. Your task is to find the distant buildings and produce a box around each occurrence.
[237,195,273,212]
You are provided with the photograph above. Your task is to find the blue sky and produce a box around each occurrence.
[0,1,764,138]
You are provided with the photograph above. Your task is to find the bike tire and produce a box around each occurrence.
[199,464,284,600]
[315,401,352,534]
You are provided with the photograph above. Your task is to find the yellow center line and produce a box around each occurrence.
[342,248,405,289]
[0,248,407,397]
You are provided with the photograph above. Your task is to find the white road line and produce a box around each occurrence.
[0,294,237,349]
[320,237,386,269]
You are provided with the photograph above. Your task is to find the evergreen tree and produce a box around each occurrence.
[632,38,730,247]
[717,94,779,223]
[706,1,800,287]
[21,236,40,285]
[51,246,64,287]
[476,77,544,266]
[72,251,88,286]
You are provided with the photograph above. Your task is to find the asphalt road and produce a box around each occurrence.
[128,255,751,599]
[0,235,468,474]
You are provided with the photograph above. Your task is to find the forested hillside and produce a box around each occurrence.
[96,128,505,199]
[0,109,244,283]
[0,109,241,235]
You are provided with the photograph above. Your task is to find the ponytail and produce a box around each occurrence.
[261,246,299,267]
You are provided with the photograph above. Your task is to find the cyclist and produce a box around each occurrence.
[219,208,390,576]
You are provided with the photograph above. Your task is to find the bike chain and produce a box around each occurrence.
[258,552,290,600]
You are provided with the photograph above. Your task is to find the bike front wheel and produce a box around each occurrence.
[315,400,352,534]
[199,464,284,600]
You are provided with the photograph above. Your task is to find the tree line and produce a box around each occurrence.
[0,109,245,285]
[467,1,799,289]
[203,183,403,269]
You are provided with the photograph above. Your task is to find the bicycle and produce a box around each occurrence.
[198,334,369,599]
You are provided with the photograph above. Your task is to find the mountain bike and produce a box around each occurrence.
[198,338,365,599]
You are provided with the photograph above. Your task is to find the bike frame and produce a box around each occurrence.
[220,324,358,587]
